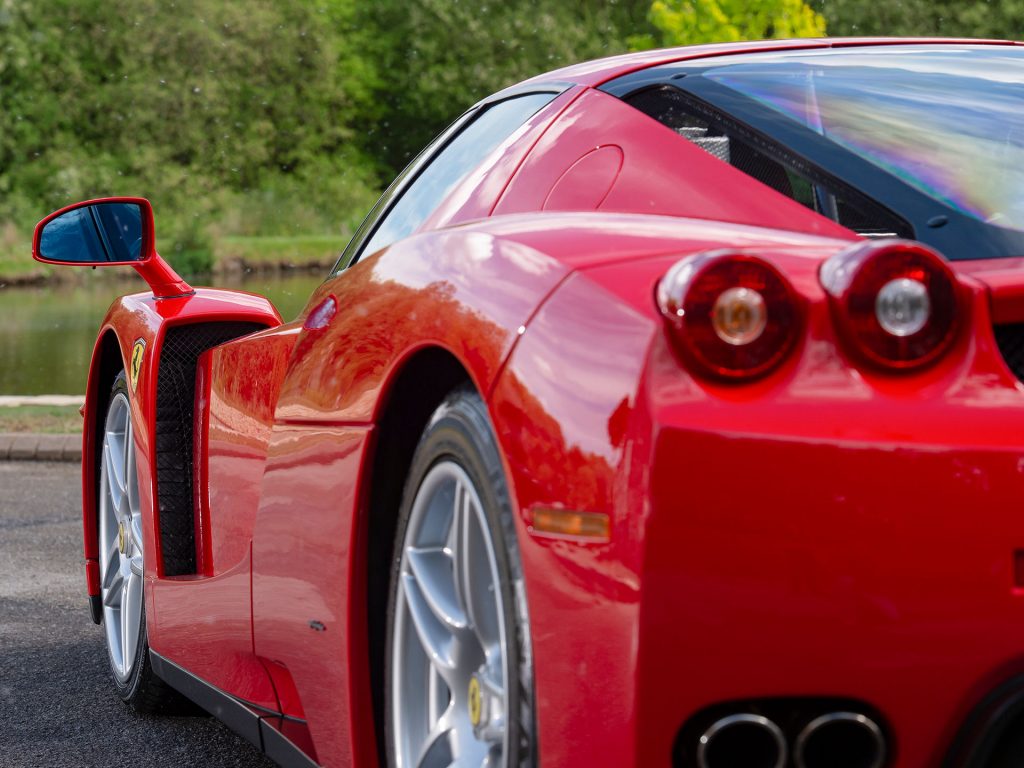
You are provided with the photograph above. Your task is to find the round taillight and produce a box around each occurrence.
[820,239,960,370]
[657,252,800,380]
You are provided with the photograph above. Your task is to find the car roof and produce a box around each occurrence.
[520,37,1024,89]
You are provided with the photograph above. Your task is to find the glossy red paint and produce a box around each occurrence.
[488,242,1024,767]
[271,228,570,425]
[200,324,302,573]
[956,256,1024,325]
[494,88,855,241]
[520,37,1024,89]
[193,348,214,576]
[542,144,624,211]
[420,86,585,231]
[80,288,282,587]
[61,37,1024,768]
[76,287,281,706]
[252,425,372,763]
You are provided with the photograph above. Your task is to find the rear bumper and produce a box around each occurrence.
[638,416,1024,767]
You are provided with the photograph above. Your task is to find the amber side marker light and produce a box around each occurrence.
[530,508,611,542]
[657,251,800,380]
[820,239,962,371]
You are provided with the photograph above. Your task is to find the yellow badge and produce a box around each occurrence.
[130,339,146,392]
[468,676,482,727]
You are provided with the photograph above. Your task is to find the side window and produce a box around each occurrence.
[348,92,556,266]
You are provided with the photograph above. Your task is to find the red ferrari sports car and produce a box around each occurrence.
[35,36,1024,768]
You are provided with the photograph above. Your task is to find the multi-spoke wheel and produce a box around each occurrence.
[387,389,534,768]
[99,381,144,683]
[97,371,181,712]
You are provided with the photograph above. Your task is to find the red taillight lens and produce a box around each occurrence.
[657,252,800,380]
[820,240,960,370]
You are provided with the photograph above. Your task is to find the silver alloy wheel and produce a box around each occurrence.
[98,391,145,683]
[392,460,510,768]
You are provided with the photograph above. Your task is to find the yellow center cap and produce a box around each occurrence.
[118,522,126,553]
[468,676,482,727]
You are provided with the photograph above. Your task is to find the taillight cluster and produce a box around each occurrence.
[820,239,961,370]
[657,240,963,382]
[657,251,799,380]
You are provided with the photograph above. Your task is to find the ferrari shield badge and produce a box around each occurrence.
[130,339,146,392]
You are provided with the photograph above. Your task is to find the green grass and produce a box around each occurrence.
[214,235,346,267]
[0,404,82,434]
[0,242,47,282]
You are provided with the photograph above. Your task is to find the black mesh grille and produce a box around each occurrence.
[995,324,1024,382]
[156,322,265,576]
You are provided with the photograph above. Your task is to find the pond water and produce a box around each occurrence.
[0,271,325,395]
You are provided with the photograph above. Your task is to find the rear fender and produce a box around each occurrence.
[81,288,281,603]
[251,228,572,765]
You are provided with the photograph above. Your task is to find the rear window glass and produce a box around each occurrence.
[626,85,911,239]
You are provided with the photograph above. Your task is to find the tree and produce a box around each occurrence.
[632,0,826,48]
[812,0,1024,39]
[0,0,380,269]
[352,0,652,174]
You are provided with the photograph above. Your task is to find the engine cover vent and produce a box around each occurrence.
[994,323,1024,383]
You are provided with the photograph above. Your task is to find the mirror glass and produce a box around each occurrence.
[39,202,144,263]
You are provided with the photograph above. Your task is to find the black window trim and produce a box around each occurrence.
[331,81,573,274]
[603,66,1024,261]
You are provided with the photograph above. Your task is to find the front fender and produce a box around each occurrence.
[81,288,281,608]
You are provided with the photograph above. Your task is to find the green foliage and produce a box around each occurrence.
[5,0,1012,280]
[632,0,825,49]
[0,0,657,268]
[0,0,379,272]
[812,0,1024,38]
[352,0,651,173]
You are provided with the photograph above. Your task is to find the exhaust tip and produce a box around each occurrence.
[697,713,787,768]
[795,712,885,768]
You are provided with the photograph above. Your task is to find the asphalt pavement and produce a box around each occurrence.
[0,461,274,768]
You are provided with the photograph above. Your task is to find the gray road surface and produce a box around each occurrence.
[0,461,274,768]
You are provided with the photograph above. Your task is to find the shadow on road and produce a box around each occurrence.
[0,461,273,768]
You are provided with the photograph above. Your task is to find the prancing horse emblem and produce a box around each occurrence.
[130,339,146,392]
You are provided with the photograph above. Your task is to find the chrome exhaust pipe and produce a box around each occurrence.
[697,713,787,768]
[795,712,885,768]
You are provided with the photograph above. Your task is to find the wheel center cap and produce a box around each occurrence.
[468,675,483,728]
[118,522,126,554]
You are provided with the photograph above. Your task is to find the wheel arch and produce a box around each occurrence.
[362,345,474,758]
[82,328,130,621]
[81,288,281,617]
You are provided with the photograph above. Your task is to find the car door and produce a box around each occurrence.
[247,88,571,765]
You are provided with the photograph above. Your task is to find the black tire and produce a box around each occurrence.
[384,386,535,766]
[100,372,190,714]
[110,593,185,715]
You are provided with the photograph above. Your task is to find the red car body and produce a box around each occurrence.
[59,37,1024,767]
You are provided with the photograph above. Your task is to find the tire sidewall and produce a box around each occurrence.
[100,372,150,702]
[384,388,535,767]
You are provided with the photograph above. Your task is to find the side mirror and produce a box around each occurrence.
[33,196,192,299]
[33,197,154,266]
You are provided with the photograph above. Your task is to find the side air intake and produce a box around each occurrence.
[155,322,265,576]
